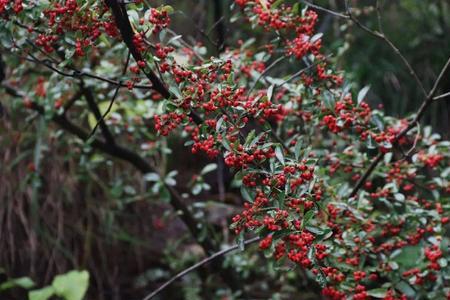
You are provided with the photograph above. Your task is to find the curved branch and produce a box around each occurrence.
[143,237,261,300]
[2,83,216,254]
[105,0,170,98]
[344,1,427,97]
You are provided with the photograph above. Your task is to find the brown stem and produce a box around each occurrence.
[105,0,170,98]
[143,237,261,300]
[81,83,116,146]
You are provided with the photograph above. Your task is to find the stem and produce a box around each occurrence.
[142,237,261,300]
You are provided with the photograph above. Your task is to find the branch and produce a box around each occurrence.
[142,237,261,300]
[87,52,131,140]
[344,1,427,97]
[349,56,450,198]
[63,90,83,114]
[434,91,450,101]
[21,52,153,90]
[87,84,120,141]
[105,0,170,98]
[2,83,217,256]
[247,56,286,96]
[212,0,226,52]
[81,83,117,145]
[300,0,349,19]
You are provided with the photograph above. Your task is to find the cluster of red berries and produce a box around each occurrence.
[148,8,170,34]
[0,0,22,14]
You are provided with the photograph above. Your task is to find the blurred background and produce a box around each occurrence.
[1,0,449,299]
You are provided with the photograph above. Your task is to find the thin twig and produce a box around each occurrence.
[300,0,349,19]
[82,83,116,146]
[434,91,450,101]
[247,56,286,96]
[87,84,120,141]
[63,90,83,114]
[277,55,331,87]
[23,52,153,89]
[344,1,427,97]
[142,237,261,300]
[404,122,420,157]
[87,51,131,140]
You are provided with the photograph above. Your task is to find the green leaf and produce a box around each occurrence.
[302,210,315,228]
[161,5,174,14]
[237,231,245,251]
[367,288,388,298]
[367,135,376,149]
[222,135,232,151]
[143,173,160,182]
[323,91,335,111]
[164,177,176,186]
[241,185,254,203]
[159,186,171,203]
[244,130,256,147]
[391,245,421,268]
[29,286,55,300]
[271,0,284,9]
[357,85,371,105]
[372,114,384,131]
[267,84,275,100]
[317,228,333,241]
[216,117,224,131]
[201,163,217,175]
[394,193,405,202]
[0,277,35,291]
[294,139,303,160]
[191,183,202,195]
[167,35,182,46]
[395,281,415,298]
[275,145,285,165]
[310,33,323,43]
[292,3,300,14]
[51,270,89,300]
[249,132,265,149]
[315,269,327,287]
[241,38,256,49]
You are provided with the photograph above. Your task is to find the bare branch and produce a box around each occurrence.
[81,83,116,146]
[21,52,153,89]
[87,51,131,140]
[143,237,261,300]
[106,0,171,98]
[344,1,427,97]
[247,56,286,96]
[300,0,349,19]
[86,84,121,141]
[434,91,450,101]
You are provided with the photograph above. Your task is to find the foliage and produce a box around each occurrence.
[28,270,89,300]
[0,269,89,300]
